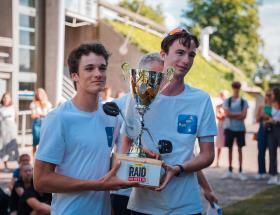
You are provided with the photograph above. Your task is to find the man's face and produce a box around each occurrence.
[160,39,197,78]
[20,165,33,182]
[72,53,107,94]
[232,87,240,96]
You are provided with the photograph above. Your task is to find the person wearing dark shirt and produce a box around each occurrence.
[9,163,33,215]
[18,184,51,215]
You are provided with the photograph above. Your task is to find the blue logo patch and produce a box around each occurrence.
[105,127,114,147]
[177,115,197,134]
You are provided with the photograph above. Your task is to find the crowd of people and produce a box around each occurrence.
[214,83,280,185]
[0,26,279,215]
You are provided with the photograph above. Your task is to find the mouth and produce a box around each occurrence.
[176,65,188,72]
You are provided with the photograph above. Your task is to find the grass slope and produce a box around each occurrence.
[109,21,253,96]
[222,186,280,215]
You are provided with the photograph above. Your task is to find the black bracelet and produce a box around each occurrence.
[174,164,184,177]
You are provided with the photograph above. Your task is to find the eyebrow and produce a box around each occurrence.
[84,63,107,68]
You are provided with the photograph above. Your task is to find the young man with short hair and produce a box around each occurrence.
[125,29,217,215]
[222,81,248,181]
[34,43,137,215]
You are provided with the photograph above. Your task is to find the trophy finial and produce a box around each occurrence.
[121,62,130,80]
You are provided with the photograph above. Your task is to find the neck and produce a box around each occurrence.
[72,91,99,112]
[161,75,185,96]
[232,94,239,99]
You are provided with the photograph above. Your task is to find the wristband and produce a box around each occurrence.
[174,164,184,177]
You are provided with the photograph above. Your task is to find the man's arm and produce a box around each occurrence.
[156,142,214,191]
[26,198,51,215]
[197,170,218,204]
[34,160,138,193]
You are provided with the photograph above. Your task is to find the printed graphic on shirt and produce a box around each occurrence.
[177,114,197,134]
[128,163,148,183]
[105,127,114,147]
[158,140,173,154]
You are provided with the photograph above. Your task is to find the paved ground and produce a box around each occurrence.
[1,127,280,212]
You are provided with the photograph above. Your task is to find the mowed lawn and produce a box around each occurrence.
[222,186,280,215]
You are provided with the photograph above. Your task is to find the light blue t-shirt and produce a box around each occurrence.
[36,100,117,215]
[223,97,248,131]
[127,85,217,215]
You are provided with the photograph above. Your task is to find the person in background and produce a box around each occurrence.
[215,90,228,167]
[30,88,52,155]
[0,92,19,172]
[255,90,272,179]
[8,154,31,191]
[266,87,280,185]
[222,81,249,181]
[9,163,33,215]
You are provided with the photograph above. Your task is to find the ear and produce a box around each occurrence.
[71,73,79,82]
[160,50,166,61]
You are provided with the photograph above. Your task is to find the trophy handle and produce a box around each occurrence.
[121,62,130,80]
[158,66,175,94]
[142,127,156,146]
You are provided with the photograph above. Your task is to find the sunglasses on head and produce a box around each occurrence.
[164,28,190,38]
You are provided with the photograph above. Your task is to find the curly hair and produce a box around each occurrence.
[67,43,110,90]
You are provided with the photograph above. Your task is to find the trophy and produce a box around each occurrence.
[103,63,174,187]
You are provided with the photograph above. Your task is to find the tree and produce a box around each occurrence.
[119,0,165,25]
[183,0,265,77]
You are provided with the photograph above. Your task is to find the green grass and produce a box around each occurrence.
[222,186,280,215]
[108,21,255,97]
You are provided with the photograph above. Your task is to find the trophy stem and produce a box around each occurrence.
[127,107,147,158]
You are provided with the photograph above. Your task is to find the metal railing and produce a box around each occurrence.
[18,110,32,147]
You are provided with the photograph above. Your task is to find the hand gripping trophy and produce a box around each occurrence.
[103,63,174,187]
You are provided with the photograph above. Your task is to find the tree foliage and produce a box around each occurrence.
[119,0,165,25]
[183,0,265,77]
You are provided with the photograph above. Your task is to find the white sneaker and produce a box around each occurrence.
[254,173,266,180]
[237,172,248,181]
[221,171,233,179]
[267,176,278,185]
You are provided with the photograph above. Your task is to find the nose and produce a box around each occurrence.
[181,54,190,65]
[93,68,103,79]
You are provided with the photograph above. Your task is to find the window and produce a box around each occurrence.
[19,49,35,73]
[19,0,35,7]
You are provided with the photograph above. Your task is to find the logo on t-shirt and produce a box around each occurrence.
[105,127,114,147]
[177,114,197,134]
[128,163,147,182]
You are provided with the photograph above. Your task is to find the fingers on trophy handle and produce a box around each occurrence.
[121,62,130,80]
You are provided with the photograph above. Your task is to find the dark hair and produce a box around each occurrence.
[67,43,110,89]
[272,87,280,105]
[161,30,199,53]
[231,81,241,89]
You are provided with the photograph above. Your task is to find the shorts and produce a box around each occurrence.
[224,129,245,148]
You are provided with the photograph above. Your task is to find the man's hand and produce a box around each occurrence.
[98,161,139,191]
[154,163,179,191]
[203,189,218,205]
[143,148,160,160]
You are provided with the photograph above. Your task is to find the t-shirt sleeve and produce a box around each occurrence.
[197,96,217,138]
[22,187,37,202]
[12,168,20,178]
[223,98,229,110]
[35,111,65,165]
[244,99,249,110]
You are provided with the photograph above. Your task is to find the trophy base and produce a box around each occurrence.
[114,153,163,187]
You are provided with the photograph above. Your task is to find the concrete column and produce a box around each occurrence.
[35,0,46,89]
[45,0,65,106]
[12,0,19,110]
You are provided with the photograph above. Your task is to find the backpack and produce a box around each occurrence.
[228,97,245,111]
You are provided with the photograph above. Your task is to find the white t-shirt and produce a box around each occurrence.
[272,108,280,122]
[127,84,217,215]
[0,105,16,122]
[36,100,117,215]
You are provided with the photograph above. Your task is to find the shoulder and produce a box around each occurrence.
[185,85,210,100]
